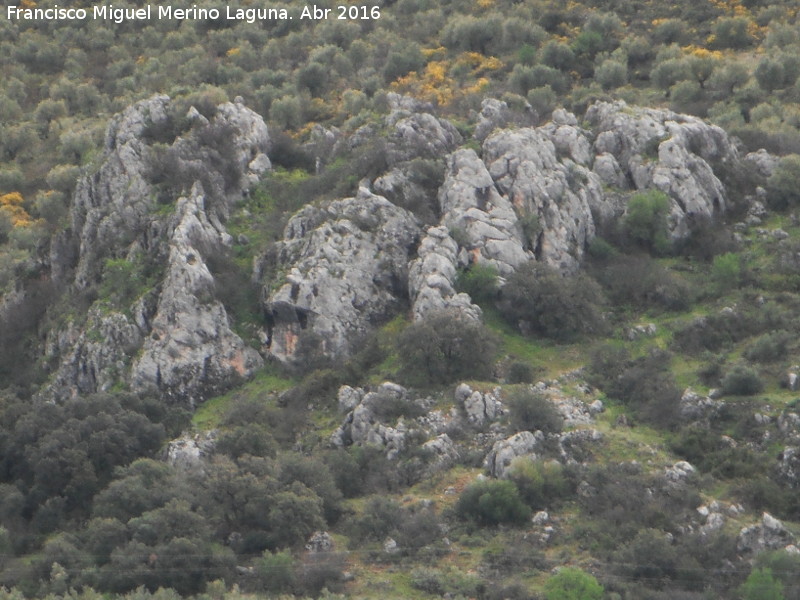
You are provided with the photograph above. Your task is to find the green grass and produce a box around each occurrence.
[192,365,295,429]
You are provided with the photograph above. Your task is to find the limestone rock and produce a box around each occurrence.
[46,95,270,406]
[483,126,606,272]
[408,226,482,321]
[455,383,504,426]
[586,100,738,240]
[665,460,696,482]
[166,431,216,470]
[439,149,531,276]
[306,531,334,553]
[745,149,779,178]
[738,513,795,555]
[262,192,420,362]
[484,431,544,478]
[679,388,724,421]
[331,382,414,459]
[423,433,459,471]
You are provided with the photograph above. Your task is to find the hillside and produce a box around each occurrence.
[4,1,800,599]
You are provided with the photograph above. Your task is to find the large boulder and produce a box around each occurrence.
[261,189,420,362]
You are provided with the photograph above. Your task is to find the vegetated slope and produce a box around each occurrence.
[4,1,800,599]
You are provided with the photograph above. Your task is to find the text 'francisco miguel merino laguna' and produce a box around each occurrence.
[6,4,382,23]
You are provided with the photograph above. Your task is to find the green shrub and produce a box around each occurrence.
[743,331,791,363]
[623,190,672,254]
[721,365,764,396]
[739,567,785,600]
[506,361,534,384]
[455,263,499,305]
[544,567,604,600]
[499,263,607,341]
[711,252,743,292]
[505,388,563,434]
[766,155,800,210]
[396,311,498,386]
[507,458,571,510]
[456,479,530,526]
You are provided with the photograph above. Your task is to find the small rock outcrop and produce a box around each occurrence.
[484,431,544,478]
[455,383,505,426]
[408,226,482,321]
[737,513,796,555]
[261,191,420,362]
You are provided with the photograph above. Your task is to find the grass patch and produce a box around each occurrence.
[192,365,295,429]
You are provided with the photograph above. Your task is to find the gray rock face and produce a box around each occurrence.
[46,95,269,404]
[586,100,738,239]
[423,433,459,470]
[331,381,414,459]
[484,431,544,478]
[48,308,143,401]
[680,388,724,422]
[737,513,795,555]
[165,431,216,470]
[439,149,531,276]
[408,226,482,321]
[482,126,607,273]
[131,184,263,406]
[262,191,420,362]
[455,383,505,426]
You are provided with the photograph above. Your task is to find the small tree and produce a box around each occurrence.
[740,567,785,600]
[544,567,604,600]
[767,155,800,210]
[456,479,530,526]
[623,190,672,254]
[505,388,563,434]
[396,311,498,386]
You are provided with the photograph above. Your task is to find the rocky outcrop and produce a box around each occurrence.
[45,95,270,404]
[165,431,217,470]
[737,513,796,555]
[331,382,416,459]
[408,226,481,321]
[455,383,505,426]
[484,431,544,477]
[586,100,738,239]
[482,120,608,273]
[130,184,262,406]
[48,309,143,401]
[439,149,531,276]
[261,190,420,362]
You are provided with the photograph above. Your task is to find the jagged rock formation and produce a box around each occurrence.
[586,100,738,239]
[737,513,796,555]
[484,431,544,478]
[130,184,263,406]
[454,383,505,426]
[44,95,269,404]
[261,191,420,362]
[439,149,532,276]
[408,226,482,321]
[331,382,419,459]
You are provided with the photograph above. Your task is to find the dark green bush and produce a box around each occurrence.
[507,458,572,510]
[721,365,764,396]
[743,331,792,363]
[455,263,499,306]
[456,479,530,526]
[505,388,563,434]
[396,311,498,386]
[623,190,672,254]
[499,262,607,341]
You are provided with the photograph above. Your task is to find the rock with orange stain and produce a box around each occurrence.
[261,190,420,363]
